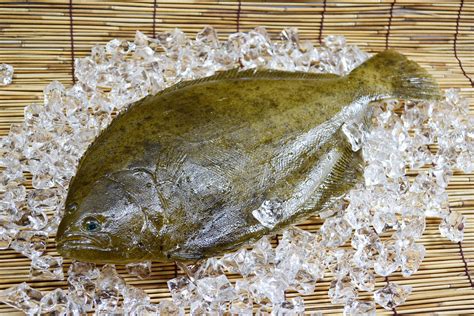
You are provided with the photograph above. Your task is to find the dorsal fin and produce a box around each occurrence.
[167,68,341,93]
[119,68,341,122]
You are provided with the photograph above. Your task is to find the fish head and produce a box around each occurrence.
[56,169,166,263]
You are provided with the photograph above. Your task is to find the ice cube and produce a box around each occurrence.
[343,300,376,316]
[320,216,352,247]
[0,226,16,250]
[126,261,152,279]
[374,240,400,277]
[400,242,425,277]
[229,280,254,315]
[0,282,43,314]
[196,274,236,303]
[10,230,48,258]
[439,211,465,242]
[273,296,305,315]
[374,282,411,310]
[167,276,197,305]
[123,285,150,315]
[158,300,184,315]
[350,267,375,292]
[252,199,284,229]
[249,271,288,304]
[328,276,357,304]
[94,265,125,314]
[196,26,219,48]
[30,255,64,280]
[39,288,68,314]
[0,64,14,85]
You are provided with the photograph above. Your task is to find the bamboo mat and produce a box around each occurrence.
[0,1,473,315]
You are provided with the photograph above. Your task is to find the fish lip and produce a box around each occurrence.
[57,232,111,251]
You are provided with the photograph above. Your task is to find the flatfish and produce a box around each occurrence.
[56,50,439,263]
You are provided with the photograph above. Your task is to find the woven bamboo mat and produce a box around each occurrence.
[0,1,473,315]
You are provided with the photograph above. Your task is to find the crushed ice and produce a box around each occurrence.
[0,26,472,314]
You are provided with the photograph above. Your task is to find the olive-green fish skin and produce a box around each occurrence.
[56,50,439,264]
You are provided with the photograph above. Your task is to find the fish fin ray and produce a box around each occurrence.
[174,68,341,87]
[133,69,341,110]
[300,141,364,215]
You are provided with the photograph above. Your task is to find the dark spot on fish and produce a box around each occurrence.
[268,99,279,108]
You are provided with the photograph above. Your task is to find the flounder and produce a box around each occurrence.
[56,50,439,263]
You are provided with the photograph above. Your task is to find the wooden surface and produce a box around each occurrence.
[0,1,473,315]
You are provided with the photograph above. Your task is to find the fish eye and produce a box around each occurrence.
[82,216,101,232]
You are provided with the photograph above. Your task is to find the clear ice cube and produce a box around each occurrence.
[0,282,43,314]
[249,271,288,304]
[320,216,352,247]
[439,211,465,242]
[158,299,185,315]
[167,276,197,305]
[134,303,160,315]
[0,226,16,250]
[0,63,14,85]
[196,274,236,303]
[94,265,125,314]
[374,240,400,277]
[273,296,305,315]
[40,288,68,314]
[229,280,253,315]
[252,199,284,229]
[30,255,64,280]
[400,242,425,277]
[193,257,225,279]
[350,267,375,292]
[123,285,150,315]
[328,276,357,304]
[374,282,411,310]
[343,300,376,316]
[126,261,152,279]
[10,230,48,258]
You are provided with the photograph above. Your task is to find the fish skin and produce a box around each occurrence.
[56,50,440,264]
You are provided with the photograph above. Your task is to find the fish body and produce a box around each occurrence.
[56,50,439,263]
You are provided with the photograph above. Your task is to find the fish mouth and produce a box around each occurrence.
[57,232,112,252]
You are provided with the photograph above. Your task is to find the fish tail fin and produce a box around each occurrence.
[349,49,441,100]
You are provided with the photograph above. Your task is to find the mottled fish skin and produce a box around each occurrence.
[56,50,440,264]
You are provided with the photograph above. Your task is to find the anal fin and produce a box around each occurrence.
[310,144,364,212]
[279,136,364,226]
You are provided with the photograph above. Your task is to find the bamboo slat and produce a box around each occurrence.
[0,1,473,315]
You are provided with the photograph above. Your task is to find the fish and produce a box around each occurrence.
[56,50,440,264]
